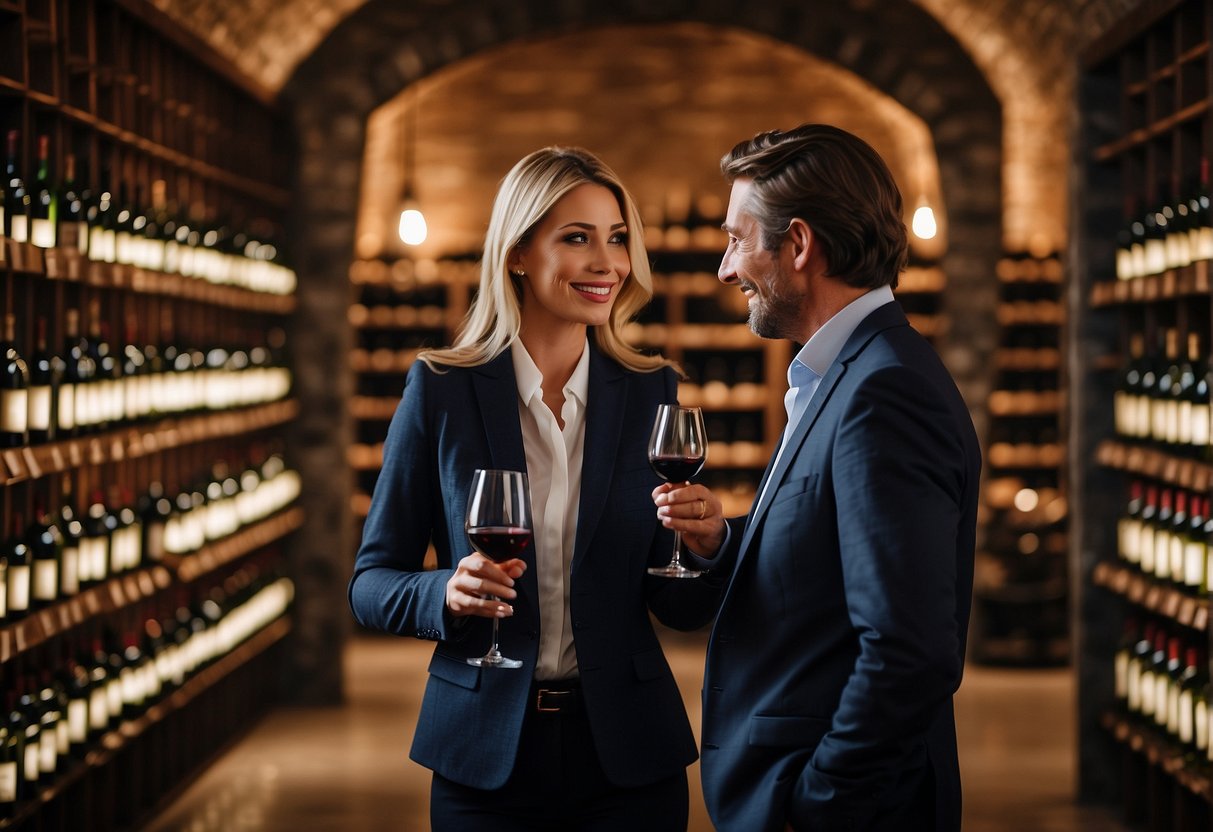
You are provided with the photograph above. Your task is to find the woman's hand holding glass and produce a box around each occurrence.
[653,481,727,561]
[444,553,527,619]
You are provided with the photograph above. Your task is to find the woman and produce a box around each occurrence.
[348,146,724,831]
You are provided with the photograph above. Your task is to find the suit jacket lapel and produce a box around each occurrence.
[573,345,626,570]
[469,348,538,604]
[734,301,908,561]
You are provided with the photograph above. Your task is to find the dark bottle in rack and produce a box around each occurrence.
[13,685,38,797]
[0,694,16,817]
[29,135,54,249]
[29,503,62,610]
[57,152,88,257]
[1189,159,1213,264]
[1114,615,1139,706]
[80,493,114,589]
[58,308,84,439]
[1182,496,1205,595]
[5,514,31,622]
[57,488,81,600]
[33,673,60,782]
[1176,645,1203,754]
[139,482,171,564]
[3,130,27,244]
[1136,484,1158,577]
[1114,332,1146,438]
[86,178,116,264]
[27,318,57,445]
[1117,480,1144,567]
[1143,205,1167,277]
[1,313,29,448]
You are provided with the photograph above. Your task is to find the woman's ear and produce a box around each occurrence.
[786,218,815,272]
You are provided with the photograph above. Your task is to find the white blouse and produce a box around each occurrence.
[511,341,590,681]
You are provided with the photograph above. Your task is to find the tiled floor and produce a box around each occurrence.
[143,630,1131,832]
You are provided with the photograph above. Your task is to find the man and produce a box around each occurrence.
[654,124,980,831]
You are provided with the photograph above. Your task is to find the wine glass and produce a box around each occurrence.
[648,405,707,578]
[465,468,532,669]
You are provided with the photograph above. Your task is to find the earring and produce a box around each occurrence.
[512,269,525,277]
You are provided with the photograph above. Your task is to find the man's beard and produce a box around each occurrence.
[746,279,806,341]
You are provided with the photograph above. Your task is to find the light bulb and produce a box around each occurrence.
[911,204,937,240]
[398,208,428,246]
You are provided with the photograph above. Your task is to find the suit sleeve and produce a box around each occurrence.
[347,362,460,641]
[644,366,731,631]
[790,364,969,829]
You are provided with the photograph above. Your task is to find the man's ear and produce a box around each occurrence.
[786,218,814,271]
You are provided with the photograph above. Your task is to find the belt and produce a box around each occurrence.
[531,679,583,715]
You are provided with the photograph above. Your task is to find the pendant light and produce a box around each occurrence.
[397,89,427,246]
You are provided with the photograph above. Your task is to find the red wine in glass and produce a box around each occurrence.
[650,455,705,484]
[465,469,532,669]
[647,405,707,578]
[466,526,532,562]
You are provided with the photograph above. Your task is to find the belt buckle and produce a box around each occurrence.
[536,688,568,712]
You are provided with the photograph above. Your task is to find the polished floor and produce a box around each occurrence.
[143,629,1131,832]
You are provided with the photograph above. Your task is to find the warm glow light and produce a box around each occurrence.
[911,204,937,240]
[398,208,428,245]
[1013,488,1039,512]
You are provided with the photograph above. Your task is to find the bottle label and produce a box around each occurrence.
[39,728,55,774]
[1198,701,1209,751]
[1178,401,1193,445]
[89,688,108,731]
[1155,676,1170,726]
[1170,538,1184,582]
[0,388,28,433]
[0,761,15,803]
[23,741,38,782]
[1193,404,1210,447]
[106,678,122,718]
[30,217,54,249]
[7,563,30,612]
[1140,669,1155,715]
[68,699,87,743]
[1185,541,1204,587]
[32,558,57,601]
[29,384,51,430]
[10,214,28,244]
[1168,684,1181,734]
[60,545,79,595]
[1179,690,1194,743]
[1118,517,1140,563]
[0,572,6,617]
[1200,227,1213,261]
[1140,529,1155,573]
[1114,651,1129,698]
[57,383,74,429]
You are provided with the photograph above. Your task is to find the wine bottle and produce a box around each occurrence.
[64,309,94,435]
[15,684,39,795]
[57,485,81,600]
[86,640,110,740]
[64,659,90,754]
[1164,636,1183,737]
[27,318,56,445]
[1144,206,1168,277]
[81,494,114,588]
[1177,646,1203,753]
[1117,480,1144,566]
[1127,619,1154,717]
[1152,489,1173,582]
[1115,333,1145,438]
[1154,329,1181,446]
[34,674,59,781]
[1166,179,1193,270]
[29,504,62,609]
[1184,496,1206,595]
[1168,490,1188,586]
[28,135,54,249]
[1,314,29,448]
[113,185,135,267]
[1114,616,1139,704]
[5,514,31,622]
[3,130,27,244]
[56,153,88,257]
[1190,159,1213,263]
[0,698,16,818]
[86,181,116,264]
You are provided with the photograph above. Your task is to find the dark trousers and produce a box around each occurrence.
[430,680,688,831]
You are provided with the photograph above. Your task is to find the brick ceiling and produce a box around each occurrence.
[147,0,1147,253]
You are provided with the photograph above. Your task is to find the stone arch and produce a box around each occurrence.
[280,0,1002,702]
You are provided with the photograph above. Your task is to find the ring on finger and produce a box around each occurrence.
[698,499,706,520]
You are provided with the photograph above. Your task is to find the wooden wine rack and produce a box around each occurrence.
[1077,1,1213,828]
[0,1,298,829]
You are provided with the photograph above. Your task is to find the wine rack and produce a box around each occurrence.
[971,251,1069,666]
[1077,1,1213,829]
[348,231,948,544]
[0,1,297,829]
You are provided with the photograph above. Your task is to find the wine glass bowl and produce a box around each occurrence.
[465,469,532,669]
[648,405,707,578]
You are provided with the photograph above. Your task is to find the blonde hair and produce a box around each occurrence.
[419,146,672,373]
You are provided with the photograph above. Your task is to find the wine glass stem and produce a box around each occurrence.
[486,596,504,658]
[671,530,684,568]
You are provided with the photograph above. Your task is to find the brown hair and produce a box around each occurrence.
[720,124,908,289]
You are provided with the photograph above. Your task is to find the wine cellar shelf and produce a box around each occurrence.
[0,1,298,829]
[347,252,947,528]
[1077,1,1213,829]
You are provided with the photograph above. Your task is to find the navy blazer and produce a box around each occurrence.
[348,343,723,791]
[697,302,980,832]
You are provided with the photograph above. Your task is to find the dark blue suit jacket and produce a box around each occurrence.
[697,302,979,832]
[348,343,723,790]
